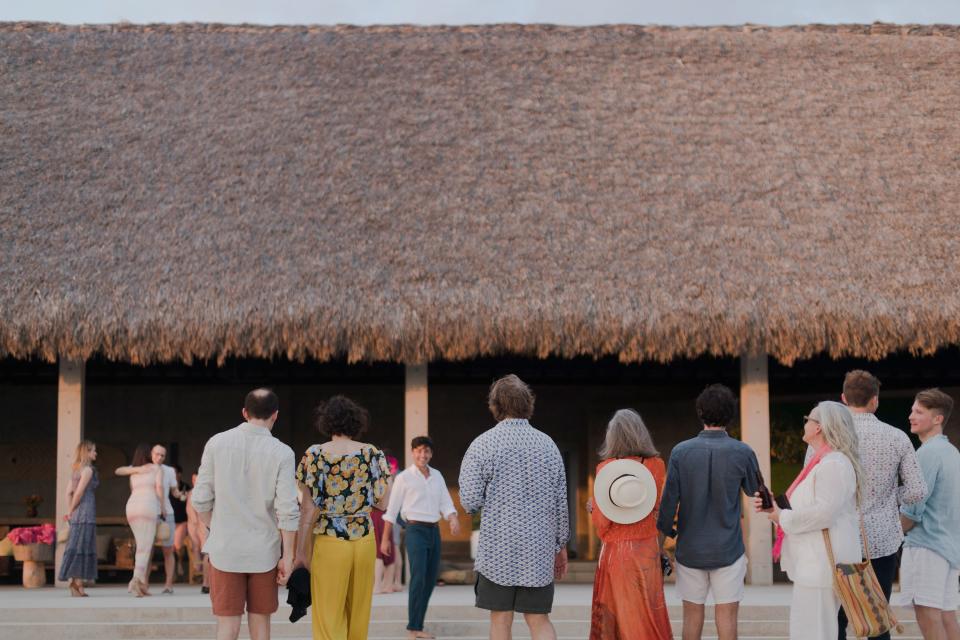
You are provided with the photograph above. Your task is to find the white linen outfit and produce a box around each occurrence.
[191,422,300,573]
[804,413,925,558]
[157,464,177,548]
[125,465,162,581]
[383,465,457,525]
[778,452,861,640]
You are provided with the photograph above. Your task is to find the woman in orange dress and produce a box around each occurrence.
[589,409,673,640]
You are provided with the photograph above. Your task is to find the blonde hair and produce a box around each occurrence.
[599,409,659,460]
[815,401,865,506]
[72,440,96,471]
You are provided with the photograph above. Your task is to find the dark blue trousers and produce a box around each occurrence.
[406,523,442,631]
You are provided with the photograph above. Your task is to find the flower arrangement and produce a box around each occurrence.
[6,524,55,546]
[22,494,42,517]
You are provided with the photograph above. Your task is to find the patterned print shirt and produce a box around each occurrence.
[805,412,926,558]
[459,419,569,587]
[297,445,390,541]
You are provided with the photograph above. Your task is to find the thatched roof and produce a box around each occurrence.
[3,22,960,366]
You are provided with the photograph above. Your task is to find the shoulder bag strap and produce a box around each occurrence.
[823,511,869,566]
[858,511,870,562]
[822,528,837,567]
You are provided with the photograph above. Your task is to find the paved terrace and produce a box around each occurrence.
[1,583,946,639]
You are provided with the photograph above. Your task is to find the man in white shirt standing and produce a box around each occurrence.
[150,444,182,594]
[382,436,460,640]
[193,389,300,640]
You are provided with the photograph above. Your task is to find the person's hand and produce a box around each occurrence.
[554,548,568,580]
[752,492,780,523]
[63,511,72,522]
[448,516,461,536]
[277,556,293,586]
[751,492,772,513]
[660,552,673,577]
[380,538,393,558]
[586,498,593,514]
[293,554,308,571]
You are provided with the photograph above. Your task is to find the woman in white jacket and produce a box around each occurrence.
[754,401,864,640]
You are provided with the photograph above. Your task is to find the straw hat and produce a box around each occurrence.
[593,458,657,524]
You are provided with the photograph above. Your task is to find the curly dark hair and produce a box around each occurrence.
[695,384,737,428]
[315,395,369,438]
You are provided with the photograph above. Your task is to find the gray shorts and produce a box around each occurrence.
[475,572,554,614]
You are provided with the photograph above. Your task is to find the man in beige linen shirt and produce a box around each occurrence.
[193,388,300,640]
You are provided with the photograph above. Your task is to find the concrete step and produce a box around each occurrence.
[0,615,932,639]
[0,584,948,640]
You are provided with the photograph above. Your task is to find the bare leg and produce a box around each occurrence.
[383,560,398,592]
[916,605,947,640]
[714,602,739,640]
[490,611,514,640]
[215,615,242,640]
[247,613,271,640]
[941,610,960,640]
[523,613,557,640]
[202,555,210,588]
[393,551,406,592]
[162,546,176,590]
[374,558,386,594]
[682,601,706,640]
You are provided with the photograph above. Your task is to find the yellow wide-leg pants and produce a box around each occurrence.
[310,532,376,640]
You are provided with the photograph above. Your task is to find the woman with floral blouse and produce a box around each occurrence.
[295,395,391,640]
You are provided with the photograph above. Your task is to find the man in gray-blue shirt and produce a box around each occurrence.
[899,388,960,640]
[657,384,760,640]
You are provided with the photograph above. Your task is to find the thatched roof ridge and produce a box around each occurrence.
[5,21,960,37]
[3,22,960,365]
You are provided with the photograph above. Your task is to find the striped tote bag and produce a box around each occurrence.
[822,522,902,638]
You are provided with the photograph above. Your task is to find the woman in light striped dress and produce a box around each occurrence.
[116,443,163,597]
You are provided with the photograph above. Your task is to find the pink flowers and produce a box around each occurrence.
[6,524,55,546]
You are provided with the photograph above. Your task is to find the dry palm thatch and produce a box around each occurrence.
[2,22,960,366]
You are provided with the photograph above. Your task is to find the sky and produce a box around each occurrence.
[3,0,960,26]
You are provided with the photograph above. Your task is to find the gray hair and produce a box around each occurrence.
[599,409,659,460]
[814,400,865,506]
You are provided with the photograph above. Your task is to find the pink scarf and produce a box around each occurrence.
[771,444,832,561]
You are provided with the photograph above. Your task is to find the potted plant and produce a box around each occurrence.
[7,524,55,588]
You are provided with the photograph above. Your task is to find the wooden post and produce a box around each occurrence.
[55,358,86,585]
[741,352,773,585]
[404,363,428,470]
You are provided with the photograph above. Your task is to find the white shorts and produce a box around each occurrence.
[676,554,747,605]
[897,546,960,611]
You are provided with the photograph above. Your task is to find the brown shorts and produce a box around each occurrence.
[209,564,278,616]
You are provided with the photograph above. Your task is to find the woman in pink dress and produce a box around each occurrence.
[115,443,163,597]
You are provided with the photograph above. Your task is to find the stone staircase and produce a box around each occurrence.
[0,592,947,640]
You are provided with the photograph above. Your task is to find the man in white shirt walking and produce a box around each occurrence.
[382,436,460,640]
[193,389,300,640]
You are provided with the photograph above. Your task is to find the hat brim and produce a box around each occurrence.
[593,458,657,525]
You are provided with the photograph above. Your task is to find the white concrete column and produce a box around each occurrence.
[741,352,773,585]
[404,363,428,470]
[55,358,86,584]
